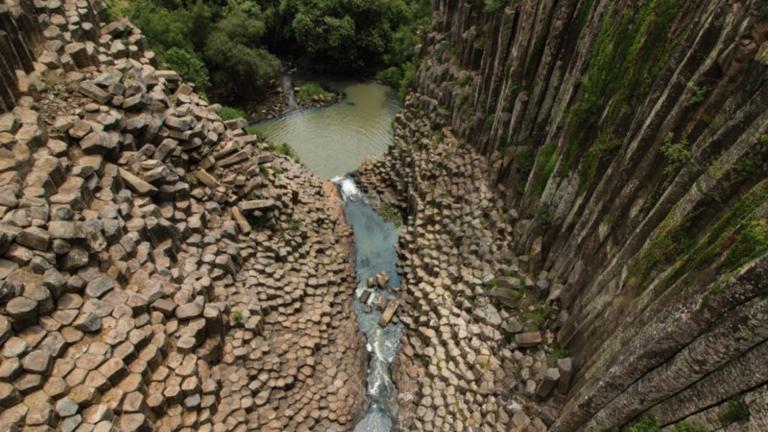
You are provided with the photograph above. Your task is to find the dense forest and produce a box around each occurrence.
[106,0,430,104]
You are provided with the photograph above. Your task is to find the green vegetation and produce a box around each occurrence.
[245,127,267,142]
[524,306,552,329]
[561,0,686,191]
[286,218,301,232]
[374,0,430,98]
[673,422,709,432]
[296,82,335,104]
[661,133,693,176]
[378,201,402,228]
[552,347,571,359]
[627,416,659,432]
[732,134,768,183]
[580,133,621,193]
[483,0,513,13]
[204,4,281,100]
[378,62,420,99]
[268,142,300,161]
[162,47,210,92]
[632,211,696,290]
[106,0,430,104]
[722,219,768,270]
[534,205,554,231]
[722,396,750,425]
[603,418,710,432]
[217,106,246,121]
[688,83,710,106]
[231,309,243,322]
[532,142,558,196]
[514,147,536,193]
[109,0,279,102]
[632,177,768,296]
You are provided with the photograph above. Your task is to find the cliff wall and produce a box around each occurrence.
[0,0,43,111]
[0,1,366,431]
[409,0,768,430]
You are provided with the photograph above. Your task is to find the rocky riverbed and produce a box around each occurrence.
[355,96,574,431]
[0,1,366,431]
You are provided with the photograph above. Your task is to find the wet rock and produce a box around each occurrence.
[378,299,399,327]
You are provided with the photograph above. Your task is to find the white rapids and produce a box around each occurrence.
[334,176,403,432]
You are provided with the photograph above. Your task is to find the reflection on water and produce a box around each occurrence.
[252,81,401,179]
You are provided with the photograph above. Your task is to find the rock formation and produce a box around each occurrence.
[0,1,365,431]
[358,0,768,431]
[4,0,768,431]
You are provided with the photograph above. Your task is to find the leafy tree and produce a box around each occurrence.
[161,48,209,92]
[204,3,280,100]
[108,0,432,102]
[129,1,195,53]
[273,0,413,71]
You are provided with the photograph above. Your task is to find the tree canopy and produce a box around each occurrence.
[110,0,431,103]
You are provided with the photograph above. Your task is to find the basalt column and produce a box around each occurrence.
[405,0,768,430]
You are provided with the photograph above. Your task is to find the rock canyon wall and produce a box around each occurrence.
[0,1,365,431]
[391,0,768,430]
[3,0,768,431]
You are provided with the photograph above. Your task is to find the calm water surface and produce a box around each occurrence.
[252,81,400,178]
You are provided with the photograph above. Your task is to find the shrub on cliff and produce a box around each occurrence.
[217,106,246,121]
[161,47,209,93]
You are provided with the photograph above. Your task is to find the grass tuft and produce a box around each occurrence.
[217,106,246,121]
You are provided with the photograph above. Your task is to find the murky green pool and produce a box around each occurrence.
[251,81,401,179]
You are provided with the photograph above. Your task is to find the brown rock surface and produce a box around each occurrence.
[0,3,366,431]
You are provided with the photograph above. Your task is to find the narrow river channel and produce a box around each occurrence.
[252,81,403,432]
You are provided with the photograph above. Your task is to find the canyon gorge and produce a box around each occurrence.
[0,0,767,431]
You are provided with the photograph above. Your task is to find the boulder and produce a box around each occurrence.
[378,299,399,327]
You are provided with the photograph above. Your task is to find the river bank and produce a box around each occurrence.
[246,72,345,122]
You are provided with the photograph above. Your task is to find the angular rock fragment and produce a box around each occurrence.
[79,81,111,104]
[515,331,543,348]
[378,299,399,327]
[118,168,158,196]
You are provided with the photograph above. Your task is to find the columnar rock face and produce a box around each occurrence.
[369,0,768,431]
[0,0,43,112]
[0,1,365,431]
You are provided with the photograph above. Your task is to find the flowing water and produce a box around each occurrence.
[253,82,403,431]
[281,72,298,111]
[335,176,402,432]
[251,81,400,179]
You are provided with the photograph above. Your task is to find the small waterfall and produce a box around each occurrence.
[282,71,298,112]
[333,175,363,201]
[333,175,402,432]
